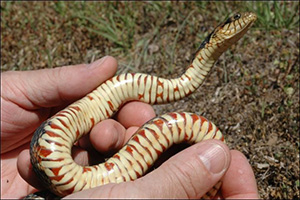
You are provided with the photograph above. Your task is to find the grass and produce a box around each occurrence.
[1,1,299,199]
[249,1,299,30]
[1,1,298,71]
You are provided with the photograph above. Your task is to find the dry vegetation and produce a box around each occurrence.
[1,1,299,199]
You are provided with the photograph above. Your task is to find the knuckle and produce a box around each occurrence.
[167,159,205,198]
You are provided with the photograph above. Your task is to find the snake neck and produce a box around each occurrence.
[174,40,229,99]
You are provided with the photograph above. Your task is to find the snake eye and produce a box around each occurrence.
[234,13,241,20]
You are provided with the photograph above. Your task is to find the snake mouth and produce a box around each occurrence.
[219,12,257,40]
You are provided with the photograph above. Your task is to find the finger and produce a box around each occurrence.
[124,126,140,143]
[66,139,231,199]
[89,119,127,154]
[116,101,156,128]
[3,56,117,110]
[17,149,45,191]
[89,101,155,153]
[132,139,231,198]
[89,120,139,153]
[221,150,259,199]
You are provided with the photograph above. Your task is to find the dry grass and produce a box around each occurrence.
[1,1,299,199]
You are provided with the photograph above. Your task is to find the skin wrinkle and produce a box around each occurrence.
[2,144,36,197]
[1,99,44,132]
[37,60,117,109]
[150,167,179,198]
[25,64,88,109]
[1,98,20,130]
[171,164,197,198]
[2,72,33,110]
[18,73,41,110]
[112,121,125,150]
[99,183,116,198]
[2,71,52,151]
[109,183,129,198]
[186,155,215,198]
[1,100,42,153]
[22,72,43,110]
[1,159,13,188]
[11,169,21,192]
[3,170,14,196]
[32,67,66,107]
[52,66,77,103]
[164,156,205,198]
[125,182,145,198]
[3,133,31,153]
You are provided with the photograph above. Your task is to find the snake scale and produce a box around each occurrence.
[28,12,256,198]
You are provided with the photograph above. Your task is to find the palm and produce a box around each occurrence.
[1,96,49,198]
[1,144,36,198]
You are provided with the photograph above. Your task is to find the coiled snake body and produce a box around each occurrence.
[29,12,256,198]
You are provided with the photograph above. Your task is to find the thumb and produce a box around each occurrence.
[3,56,117,110]
[133,139,231,198]
[66,140,231,199]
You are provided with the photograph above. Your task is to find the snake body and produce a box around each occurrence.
[30,12,256,197]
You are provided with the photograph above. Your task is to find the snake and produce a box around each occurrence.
[28,12,256,198]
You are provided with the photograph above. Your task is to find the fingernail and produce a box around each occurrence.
[198,142,228,174]
[88,56,108,69]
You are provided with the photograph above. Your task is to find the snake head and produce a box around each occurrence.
[198,12,257,55]
[211,12,257,44]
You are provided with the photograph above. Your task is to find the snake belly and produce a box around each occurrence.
[30,12,257,197]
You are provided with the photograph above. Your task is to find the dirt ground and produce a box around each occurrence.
[1,2,299,199]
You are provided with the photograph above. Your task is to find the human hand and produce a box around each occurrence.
[64,140,259,199]
[1,56,259,199]
[1,56,155,198]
